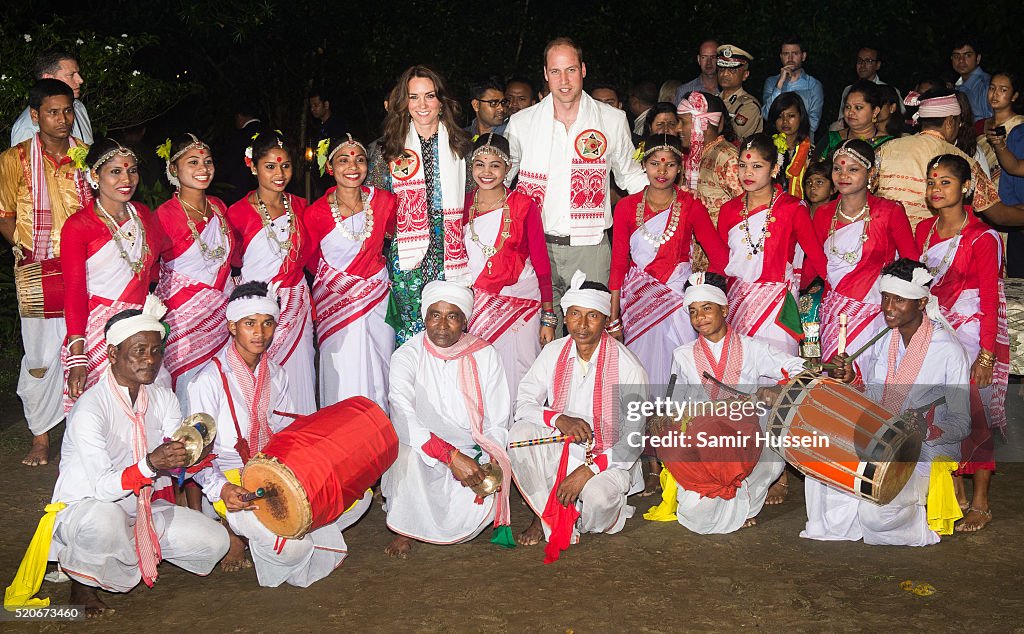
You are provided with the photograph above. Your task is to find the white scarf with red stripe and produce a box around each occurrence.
[693,327,744,400]
[881,319,933,413]
[550,333,620,453]
[226,342,273,455]
[105,370,161,587]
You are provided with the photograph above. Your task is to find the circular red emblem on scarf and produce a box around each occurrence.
[574,129,608,162]
[389,149,421,181]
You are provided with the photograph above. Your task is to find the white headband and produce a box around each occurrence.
[106,295,168,346]
[880,271,955,332]
[226,281,282,322]
[560,270,611,317]
[421,280,475,321]
[682,272,728,307]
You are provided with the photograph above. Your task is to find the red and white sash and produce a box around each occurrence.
[620,266,686,346]
[389,123,469,282]
[311,260,390,347]
[880,319,933,413]
[726,279,788,339]
[820,292,881,361]
[156,267,231,386]
[263,282,311,367]
[551,333,620,453]
[467,289,540,344]
[693,328,744,400]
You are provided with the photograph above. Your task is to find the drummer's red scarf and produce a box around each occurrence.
[422,332,512,530]
[226,342,273,455]
[693,328,744,400]
[881,318,932,413]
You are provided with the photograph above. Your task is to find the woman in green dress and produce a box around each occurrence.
[816,80,894,161]
[367,65,472,344]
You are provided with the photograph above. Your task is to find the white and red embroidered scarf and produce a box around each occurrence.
[820,292,881,362]
[881,319,933,413]
[226,342,273,454]
[105,370,161,587]
[726,279,790,339]
[23,134,91,259]
[422,332,512,527]
[514,93,609,245]
[551,332,620,452]
[312,259,390,346]
[693,328,744,400]
[390,123,469,282]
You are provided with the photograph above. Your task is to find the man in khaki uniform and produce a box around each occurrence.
[716,45,763,141]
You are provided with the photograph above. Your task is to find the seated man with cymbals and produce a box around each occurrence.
[654,272,805,534]
[804,258,971,546]
[188,281,371,586]
[383,280,513,557]
[6,297,229,617]
[510,270,648,562]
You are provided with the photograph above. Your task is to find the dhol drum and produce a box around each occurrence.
[14,258,64,318]
[242,396,398,538]
[766,371,922,505]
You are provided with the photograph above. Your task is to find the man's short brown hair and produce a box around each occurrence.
[543,37,584,68]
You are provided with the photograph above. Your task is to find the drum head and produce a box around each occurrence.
[242,455,313,539]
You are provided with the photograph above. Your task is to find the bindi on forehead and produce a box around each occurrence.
[840,160,846,166]
[932,172,938,178]
[745,153,752,159]
[198,149,205,155]
[123,162,130,167]
[276,156,283,162]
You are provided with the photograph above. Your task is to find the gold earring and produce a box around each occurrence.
[962,187,968,193]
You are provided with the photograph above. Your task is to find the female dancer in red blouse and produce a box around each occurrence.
[306,134,397,410]
[805,139,920,364]
[62,138,166,407]
[718,133,826,356]
[462,133,554,401]
[609,133,728,386]
[916,154,1007,533]
[226,131,317,414]
[154,133,236,404]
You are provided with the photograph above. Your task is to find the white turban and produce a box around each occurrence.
[421,280,475,321]
[226,281,282,322]
[879,269,954,332]
[682,272,728,307]
[106,295,168,346]
[559,270,611,317]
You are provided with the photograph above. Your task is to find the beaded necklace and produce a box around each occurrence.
[920,211,968,277]
[827,198,870,264]
[635,187,681,246]
[329,188,374,243]
[255,192,298,262]
[468,188,512,276]
[739,188,779,260]
[177,194,228,262]
[96,199,148,276]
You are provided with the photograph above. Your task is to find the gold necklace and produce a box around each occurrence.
[255,192,298,262]
[468,188,512,275]
[176,194,228,262]
[827,198,870,264]
[920,212,968,276]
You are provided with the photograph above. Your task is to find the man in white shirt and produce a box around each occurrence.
[506,37,647,330]
[10,51,92,146]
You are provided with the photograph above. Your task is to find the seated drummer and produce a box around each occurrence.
[383,281,513,557]
[667,272,806,533]
[509,271,648,559]
[188,281,371,586]
[804,258,971,546]
[47,297,229,617]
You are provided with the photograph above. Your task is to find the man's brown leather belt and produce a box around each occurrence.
[544,234,572,246]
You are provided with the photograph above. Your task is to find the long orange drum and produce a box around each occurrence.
[766,371,922,505]
[242,396,398,538]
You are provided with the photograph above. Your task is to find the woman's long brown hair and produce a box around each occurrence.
[381,65,470,163]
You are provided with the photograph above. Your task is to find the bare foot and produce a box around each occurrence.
[742,517,758,528]
[765,472,788,506]
[956,506,992,533]
[70,580,113,618]
[517,517,544,547]
[22,434,49,467]
[384,535,414,558]
[639,458,660,497]
[952,475,969,511]
[219,531,252,572]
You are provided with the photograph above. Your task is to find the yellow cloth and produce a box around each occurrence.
[213,469,243,519]
[4,502,66,610]
[643,466,679,521]
[927,457,963,535]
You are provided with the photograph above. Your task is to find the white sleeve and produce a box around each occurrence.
[387,344,439,465]
[66,405,136,503]
[755,340,807,383]
[481,348,512,449]
[504,114,524,185]
[186,370,230,503]
[10,108,34,146]
[270,367,296,433]
[608,111,647,194]
[515,347,557,427]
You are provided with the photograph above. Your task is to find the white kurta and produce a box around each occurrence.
[511,336,648,541]
[50,371,228,592]
[801,322,971,546]
[316,210,394,411]
[670,334,806,534]
[188,347,368,588]
[465,203,542,402]
[383,333,511,543]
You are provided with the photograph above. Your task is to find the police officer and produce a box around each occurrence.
[716,44,763,140]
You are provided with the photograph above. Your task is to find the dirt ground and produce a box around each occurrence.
[2,386,1023,632]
